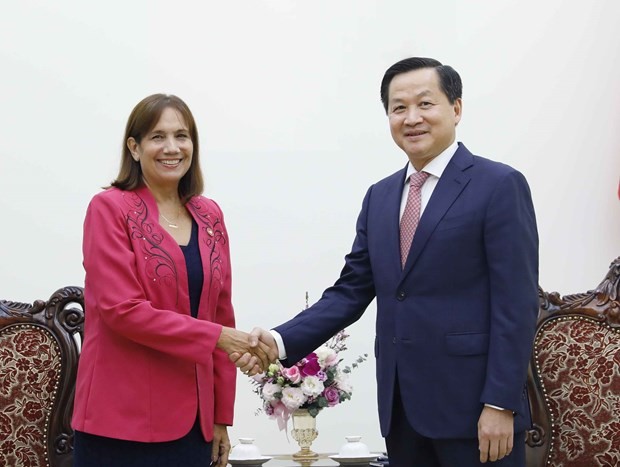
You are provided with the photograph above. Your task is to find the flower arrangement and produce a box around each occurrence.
[252,329,367,430]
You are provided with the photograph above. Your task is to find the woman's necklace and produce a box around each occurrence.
[160,207,180,229]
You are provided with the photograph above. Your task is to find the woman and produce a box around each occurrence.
[72,94,268,467]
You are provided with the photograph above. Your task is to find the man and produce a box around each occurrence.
[237,57,539,466]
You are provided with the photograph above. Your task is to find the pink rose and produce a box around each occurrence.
[282,366,302,384]
[323,386,340,407]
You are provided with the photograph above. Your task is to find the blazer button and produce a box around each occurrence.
[397,291,406,301]
[392,337,397,344]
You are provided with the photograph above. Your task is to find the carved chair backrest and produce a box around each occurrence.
[0,286,84,467]
[526,258,620,467]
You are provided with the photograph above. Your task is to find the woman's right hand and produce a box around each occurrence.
[216,327,272,374]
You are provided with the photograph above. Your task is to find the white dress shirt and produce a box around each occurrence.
[399,141,458,220]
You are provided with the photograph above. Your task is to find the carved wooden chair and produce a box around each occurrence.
[526,258,620,467]
[0,286,84,467]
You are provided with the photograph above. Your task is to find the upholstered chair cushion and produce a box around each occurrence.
[532,316,620,466]
[0,324,62,466]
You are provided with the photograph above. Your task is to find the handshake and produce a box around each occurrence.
[217,327,281,375]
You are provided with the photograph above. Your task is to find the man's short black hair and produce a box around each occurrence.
[380,57,462,113]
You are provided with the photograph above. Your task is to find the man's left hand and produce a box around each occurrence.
[477,405,514,463]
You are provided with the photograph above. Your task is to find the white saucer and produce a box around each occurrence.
[328,454,380,465]
[228,456,272,466]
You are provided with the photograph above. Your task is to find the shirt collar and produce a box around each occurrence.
[404,140,459,184]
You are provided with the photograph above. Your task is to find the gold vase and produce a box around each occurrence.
[291,408,319,460]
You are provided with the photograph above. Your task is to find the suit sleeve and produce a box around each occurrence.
[480,170,539,412]
[83,194,223,365]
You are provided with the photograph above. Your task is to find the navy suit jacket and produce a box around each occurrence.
[275,143,539,439]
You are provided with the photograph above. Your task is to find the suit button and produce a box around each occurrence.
[392,337,396,344]
[397,291,406,301]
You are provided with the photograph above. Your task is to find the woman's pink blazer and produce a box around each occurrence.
[72,185,236,442]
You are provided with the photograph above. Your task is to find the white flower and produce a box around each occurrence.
[315,346,338,368]
[261,382,281,402]
[334,370,352,394]
[300,375,324,397]
[281,387,307,410]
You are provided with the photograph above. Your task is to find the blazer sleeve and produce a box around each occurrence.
[83,193,223,365]
[480,170,539,412]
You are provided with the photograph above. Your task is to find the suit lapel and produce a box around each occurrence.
[401,145,474,276]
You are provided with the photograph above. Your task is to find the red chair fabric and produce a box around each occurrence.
[0,325,62,466]
[0,287,84,467]
[532,317,620,466]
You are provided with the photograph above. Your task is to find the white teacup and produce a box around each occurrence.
[229,438,262,460]
[338,435,371,457]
